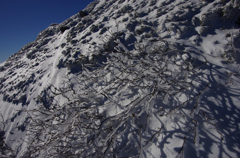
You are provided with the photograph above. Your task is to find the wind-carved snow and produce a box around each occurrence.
[1,0,240,157]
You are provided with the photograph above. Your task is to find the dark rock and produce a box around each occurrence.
[61,43,66,48]
[36,29,55,40]
[50,23,58,27]
[0,66,5,72]
[60,26,70,33]
[79,10,88,18]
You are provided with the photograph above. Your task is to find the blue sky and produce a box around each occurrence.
[0,0,95,63]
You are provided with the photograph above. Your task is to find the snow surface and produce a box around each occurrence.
[0,0,240,157]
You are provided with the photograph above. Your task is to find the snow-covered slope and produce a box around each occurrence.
[1,0,240,157]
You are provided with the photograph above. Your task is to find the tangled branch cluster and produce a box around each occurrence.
[23,35,214,157]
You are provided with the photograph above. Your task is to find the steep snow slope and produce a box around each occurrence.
[0,0,240,157]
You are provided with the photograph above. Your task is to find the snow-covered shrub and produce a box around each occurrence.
[0,114,13,157]
[149,0,157,6]
[70,39,78,45]
[135,25,153,35]
[26,49,37,59]
[122,17,128,22]
[126,20,140,31]
[199,8,223,26]
[142,30,158,38]
[156,8,167,18]
[0,66,5,72]
[11,94,28,106]
[199,0,240,28]
[135,26,145,35]
[90,24,99,32]
[80,32,92,40]
[65,59,83,73]
[36,38,51,49]
[60,43,66,48]
[66,28,77,43]
[102,16,108,22]
[138,1,148,8]
[36,27,55,40]
[61,47,71,56]
[223,0,240,26]
[117,4,133,14]
[72,51,81,58]
[57,58,65,69]
[134,11,148,18]
[99,27,108,35]
[118,0,126,4]
[222,31,240,63]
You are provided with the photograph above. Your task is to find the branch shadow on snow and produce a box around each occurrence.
[199,63,240,157]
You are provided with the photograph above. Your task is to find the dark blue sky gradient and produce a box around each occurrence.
[0,0,95,63]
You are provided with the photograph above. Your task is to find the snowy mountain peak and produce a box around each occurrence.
[1,0,240,157]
